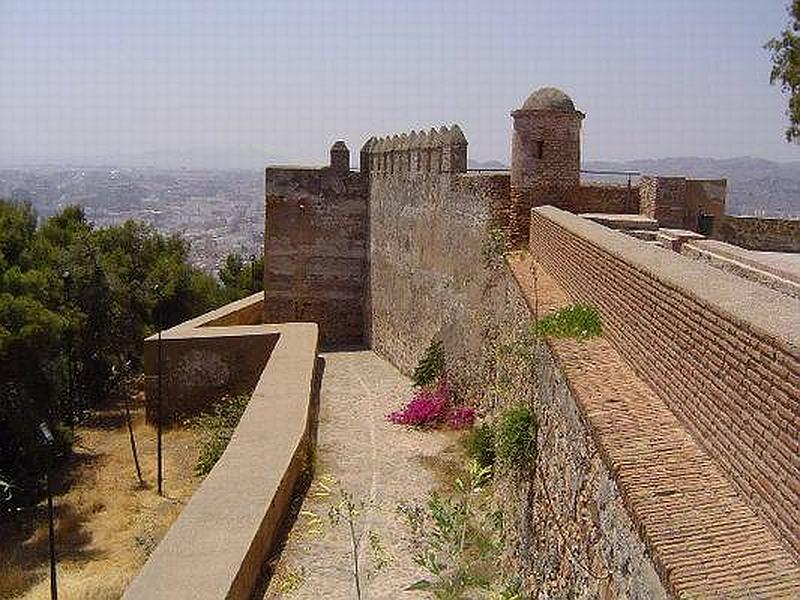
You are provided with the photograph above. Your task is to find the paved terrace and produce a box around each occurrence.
[262,351,458,599]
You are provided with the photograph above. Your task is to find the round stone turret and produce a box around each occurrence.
[507,86,585,246]
[511,86,584,190]
[330,140,350,173]
[521,87,577,112]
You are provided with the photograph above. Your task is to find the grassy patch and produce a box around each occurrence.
[495,405,537,470]
[533,303,602,340]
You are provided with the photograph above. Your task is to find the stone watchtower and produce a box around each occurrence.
[510,87,584,244]
[330,140,350,173]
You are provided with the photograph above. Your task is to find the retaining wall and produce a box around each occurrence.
[128,315,319,600]
[528,206,800,559]
[144,293,276,422]
[721,215,800,252]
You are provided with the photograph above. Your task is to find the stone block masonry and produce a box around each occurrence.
[264,144,368,349]
[528,206,800,560]
[640,176,726,234]
[721,215,800,252]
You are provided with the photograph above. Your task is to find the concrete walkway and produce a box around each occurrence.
[263,351,461,599]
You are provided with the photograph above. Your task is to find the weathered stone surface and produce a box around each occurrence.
[721,214,800,252]
[264,164,368,348]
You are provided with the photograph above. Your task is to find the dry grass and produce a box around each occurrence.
[0,391,203,600]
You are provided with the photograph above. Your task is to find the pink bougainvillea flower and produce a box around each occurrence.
[446,405,475,430]
[387,377,452,427]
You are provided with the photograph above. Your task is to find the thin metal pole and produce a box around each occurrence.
[47,464,58,600]
[125,393,144,485]
[157,327,163,496]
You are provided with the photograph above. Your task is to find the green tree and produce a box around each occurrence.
[766,1,800,142]
[218,252,263,301]
[0,200,230,509]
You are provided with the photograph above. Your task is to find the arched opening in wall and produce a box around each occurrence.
[535,140,544,160]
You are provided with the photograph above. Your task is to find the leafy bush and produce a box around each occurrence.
[495,405,537,470]
[533,303,602,340]
[412,339,446,388]
[388,378,452,427]
[0,200,244,508]
[191,394,250,476]
[463,423,496,472]
[398,460,523,598]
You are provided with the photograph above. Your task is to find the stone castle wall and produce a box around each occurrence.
[639,176,688,228]
[640,176,727,233]
[572,182,640,214]
[263,164,368,348]
[528,206,800,559]
[365,136,670,594]
[720,215,800,252]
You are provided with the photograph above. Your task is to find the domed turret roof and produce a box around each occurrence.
[521,87,575,112]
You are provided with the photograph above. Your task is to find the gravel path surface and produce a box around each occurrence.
[263,350,461,599]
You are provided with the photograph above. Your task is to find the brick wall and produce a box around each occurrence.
[720,215,800,252]
[528,206,800,559]
[264,166,368,348]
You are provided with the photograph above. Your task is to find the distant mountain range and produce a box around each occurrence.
[468,157,800,218]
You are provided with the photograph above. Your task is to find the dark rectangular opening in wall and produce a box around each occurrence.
[535,141,544,159]
[698,213,714,236]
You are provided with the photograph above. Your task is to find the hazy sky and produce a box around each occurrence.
[1,0,798,168]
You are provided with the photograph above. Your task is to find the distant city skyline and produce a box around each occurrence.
[1,0,798,169]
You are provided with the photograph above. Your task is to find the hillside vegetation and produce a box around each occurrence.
[0,199,259,511]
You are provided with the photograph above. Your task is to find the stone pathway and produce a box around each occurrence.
[262,350,462,599]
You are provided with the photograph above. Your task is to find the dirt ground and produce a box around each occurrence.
[0,392,203,600]
[262,351,466,600]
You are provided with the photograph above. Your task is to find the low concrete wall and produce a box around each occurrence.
[721,215,800,252]
[144,294,276,422]
[528,206,800,559]
[125,321,319,600]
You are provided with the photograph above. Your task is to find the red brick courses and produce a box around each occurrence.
[527,206,800,561]
[508,253,800,598]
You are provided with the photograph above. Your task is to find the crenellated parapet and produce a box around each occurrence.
[361,124,468,176]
